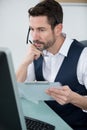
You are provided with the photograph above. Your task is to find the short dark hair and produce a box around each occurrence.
[28,0,63,29]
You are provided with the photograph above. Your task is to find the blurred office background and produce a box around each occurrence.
[0,0,87,71]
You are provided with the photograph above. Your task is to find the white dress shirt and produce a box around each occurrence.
[26,35,87,89]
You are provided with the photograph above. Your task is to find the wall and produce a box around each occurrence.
[62,3,87,40]
[0,0,39,71]
[0,1,87,70]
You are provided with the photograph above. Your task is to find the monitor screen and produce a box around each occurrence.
[0,50,26,130]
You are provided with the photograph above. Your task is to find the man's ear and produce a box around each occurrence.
[54,23,63,36]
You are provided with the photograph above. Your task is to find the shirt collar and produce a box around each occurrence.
[59,34,73,57]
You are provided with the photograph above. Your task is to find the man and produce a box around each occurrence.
[16,0,87,129]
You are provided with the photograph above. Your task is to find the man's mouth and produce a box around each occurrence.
[34,43,42,47]
[33,43,43,51]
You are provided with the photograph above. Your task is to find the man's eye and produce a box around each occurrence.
[40,29,45,31]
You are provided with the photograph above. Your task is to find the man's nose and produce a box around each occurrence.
[32,30,40,40]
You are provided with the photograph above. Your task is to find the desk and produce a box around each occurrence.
[21,98,73,130]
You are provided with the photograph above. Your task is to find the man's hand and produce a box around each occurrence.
[16,44,42,82]
[23,44,42,65]
[46,85,87,110]
[46,85,74,105]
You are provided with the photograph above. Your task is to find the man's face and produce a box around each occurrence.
[29,16,56,51]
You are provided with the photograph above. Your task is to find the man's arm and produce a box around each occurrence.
[16,61,29,82]
[70,91,87,110]
[16,44,42,82]
[46,85,87,111]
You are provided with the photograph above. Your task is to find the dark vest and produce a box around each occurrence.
[34,40,87,129]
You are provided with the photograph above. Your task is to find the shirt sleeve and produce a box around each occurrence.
[77,47,87,89]
[25,62,36,82]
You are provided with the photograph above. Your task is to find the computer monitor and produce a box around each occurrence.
[0,47,27,130]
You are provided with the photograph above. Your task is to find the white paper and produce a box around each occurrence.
[17,82,61,103]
